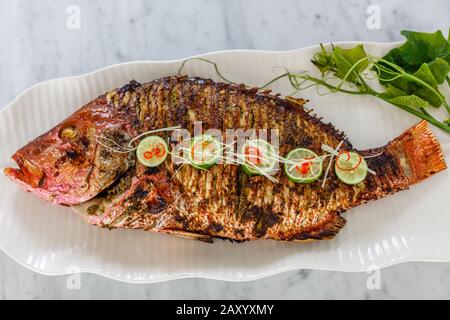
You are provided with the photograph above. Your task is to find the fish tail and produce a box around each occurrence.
[389,120,447,184]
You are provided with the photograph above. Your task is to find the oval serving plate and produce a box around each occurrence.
[1,42,450,283]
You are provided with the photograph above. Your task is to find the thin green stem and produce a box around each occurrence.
[357,76,379,95]
[339,56,368,79]
[178,58,236,84]
[376,95,450,133]
[442,100,450,115]
[403,73,446,100]
[289,74,367,95]
[419,107,434,119]
[260,73,289,89]
[335,55,370,89]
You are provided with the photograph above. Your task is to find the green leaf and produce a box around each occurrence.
[378,84,428,108]
[388,95,429,109]
[378,30,450,108]
[333,45,369,82]
[377,61,444,108]
[428,57,450,84]
[377,84,408,100]
[377,66,411,93]
[445,28,450,65]
[383,30,450,73]
[409,63,442,107]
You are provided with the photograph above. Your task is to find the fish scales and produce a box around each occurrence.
[4,75,447,242]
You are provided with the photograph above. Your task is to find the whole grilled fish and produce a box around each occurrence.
[4,76,447,242]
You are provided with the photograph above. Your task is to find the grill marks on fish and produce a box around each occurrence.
[356,146,410,203]
[117,77,356,240]
[230,94,346,239]
[146,80,243,237]
[79,76,399,240]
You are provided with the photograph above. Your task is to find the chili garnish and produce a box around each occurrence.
[143,151,153,160]
[244,146,262,165]
[294,155,316,174]
[296,161,311,174]
[335,151,362,171]
[153,143,166,157]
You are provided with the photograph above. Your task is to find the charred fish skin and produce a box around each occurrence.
[138,76,354,242]
[6,76,448,243]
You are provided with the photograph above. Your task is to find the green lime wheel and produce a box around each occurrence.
[187,135,222,170]
[284,148,323,183]
[335,151,368,185]
[240,139,277,176]
[136,135,169,167]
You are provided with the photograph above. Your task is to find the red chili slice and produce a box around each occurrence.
[153,143,166,157]
[301,162,310,174]
[244,146,262,165]
[336,151,362,171]
[143,150,153,160]
[293,154,316,175]
[295,162,311,174]
[191,141,205,162]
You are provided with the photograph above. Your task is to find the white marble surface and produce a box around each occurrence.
[1,0,450,299]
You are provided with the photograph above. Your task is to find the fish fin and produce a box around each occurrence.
[293,214,346,242]
[286,96,308,107]
[391,120,447,184]
[163,229,214,242]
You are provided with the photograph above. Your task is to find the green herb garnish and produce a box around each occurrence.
[263,29,450,134]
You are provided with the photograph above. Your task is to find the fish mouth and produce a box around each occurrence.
[4,154,45,189]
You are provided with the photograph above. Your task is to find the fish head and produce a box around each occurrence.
[4,95,137,205]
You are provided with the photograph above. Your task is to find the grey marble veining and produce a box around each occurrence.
[0,0,449,299]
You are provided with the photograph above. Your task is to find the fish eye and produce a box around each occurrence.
[59,126,78,140]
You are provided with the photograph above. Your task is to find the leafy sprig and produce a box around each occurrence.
[264,29,450,133]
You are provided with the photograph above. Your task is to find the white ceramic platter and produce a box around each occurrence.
[1,42,450,283]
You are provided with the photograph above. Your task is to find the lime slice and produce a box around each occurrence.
[136,135,168,167]
[335,151,367,185]
[187,135,221,169]
[284,148,323,183]
[240,139,276,176]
